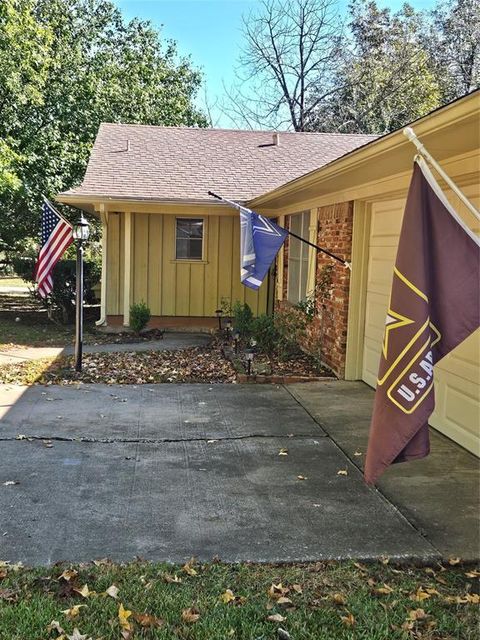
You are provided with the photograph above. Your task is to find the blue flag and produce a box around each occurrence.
[240,208,288,290]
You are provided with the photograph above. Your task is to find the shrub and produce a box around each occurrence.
[251,313,279,356]
[130,301,151,333]
[13,256,101,323]
[274,300,310,358]
[232,300,254,338]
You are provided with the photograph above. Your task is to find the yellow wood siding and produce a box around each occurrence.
[107,212,268,317]
[106,212,124,315]
[362,183,480,456]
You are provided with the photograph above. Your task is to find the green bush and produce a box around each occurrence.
[274,301,310,358]
[232,300,254,338]
[13,256,101,323]
[129,301,151,333]
[251,314,279,356]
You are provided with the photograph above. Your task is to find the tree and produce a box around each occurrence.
[222,0,343,131]
[429,0,480,101]
[0,0,207,255]
[312,1,442,134]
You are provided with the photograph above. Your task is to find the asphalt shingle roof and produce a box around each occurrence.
[61,124,376,203]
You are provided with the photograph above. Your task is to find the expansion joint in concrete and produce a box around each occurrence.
[0,433,323,445]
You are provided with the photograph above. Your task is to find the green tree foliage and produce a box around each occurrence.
[314,1,442,134]
[13,255,101,322]
[429,0,480,100]
[0,0,207,254]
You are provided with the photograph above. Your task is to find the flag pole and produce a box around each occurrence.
[403,128,480,223]
[207,190,350,269]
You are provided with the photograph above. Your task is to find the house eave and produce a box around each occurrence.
[247,90,480,211]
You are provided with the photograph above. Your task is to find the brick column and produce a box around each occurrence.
[315,202,353,377]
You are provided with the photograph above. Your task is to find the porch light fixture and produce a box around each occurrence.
[215,308,223,331]
[72,215,90,242]
[73,214,90,372]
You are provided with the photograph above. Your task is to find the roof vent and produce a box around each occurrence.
[273,132,280,146]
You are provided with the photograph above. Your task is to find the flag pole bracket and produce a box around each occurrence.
[403,128,480,223]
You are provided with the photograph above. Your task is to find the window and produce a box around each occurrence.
[175,218,204,260]
[287,212,310,303]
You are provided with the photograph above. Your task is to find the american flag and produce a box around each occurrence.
[34,199,73,298]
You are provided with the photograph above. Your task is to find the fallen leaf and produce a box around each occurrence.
[118,603,133,631]
[292,583,303,594]
[410,587,431,602]
[164,573,182,584]
[267,613,286,623]
[58,569,78,582]
[133,612,164,628]
[0,588,18,602]
[268,583,290,600]
[47,620,65,634]
[465,569,480,578]
[105,584,119,599]
[354,451,362,456]
[448,557,461,565]
[337,469,348,476]
[332,593,347,605]
[62,605,87,619]
[66,629,89,640]
[340,612,356,626]
[182,558,198,576]
[278,448,288,456]
[220,589,236,604]
[182,607,200,623]
[407,608,427,621]
[276,596,293,606]
[375,584,394,595]
[92,558,110,567]
[297,475,307,481]
[73,584,91,598]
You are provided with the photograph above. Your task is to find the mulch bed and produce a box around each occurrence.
[0,345,236,385]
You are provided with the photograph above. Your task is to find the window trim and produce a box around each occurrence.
[287,211,310,303]
[174,216,206,262]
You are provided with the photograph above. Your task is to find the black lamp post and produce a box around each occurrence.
[72,215,90,372]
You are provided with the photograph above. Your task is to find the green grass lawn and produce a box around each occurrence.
[0,560,478,639]
[0,317,76,349]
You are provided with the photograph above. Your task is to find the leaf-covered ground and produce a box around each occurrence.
[0,560,478,639]
[0,346,237,385]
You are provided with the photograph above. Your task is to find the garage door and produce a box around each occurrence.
[362,185,480,456]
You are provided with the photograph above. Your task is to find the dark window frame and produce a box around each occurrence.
[175,217,204,261]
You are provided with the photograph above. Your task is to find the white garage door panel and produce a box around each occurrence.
[362,188,480,456]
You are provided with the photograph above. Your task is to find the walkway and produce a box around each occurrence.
[0,332,211,366]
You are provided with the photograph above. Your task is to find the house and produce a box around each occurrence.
[58,126,374,328]
[57,90,479,457]
[248,90,479,458]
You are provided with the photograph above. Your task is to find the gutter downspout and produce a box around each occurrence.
[95,205,108,326]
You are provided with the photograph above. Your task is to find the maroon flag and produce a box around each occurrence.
[365,157,480,484]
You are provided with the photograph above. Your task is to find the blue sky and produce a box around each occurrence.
[114,0,439,125]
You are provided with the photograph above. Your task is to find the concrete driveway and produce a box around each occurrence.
[0,382,468,566]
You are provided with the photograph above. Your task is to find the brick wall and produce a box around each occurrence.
[315,202,353,377]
